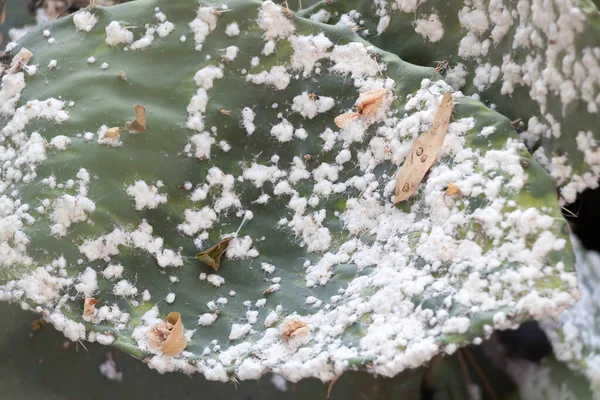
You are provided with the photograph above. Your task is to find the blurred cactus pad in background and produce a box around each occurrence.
[1,0,600,397]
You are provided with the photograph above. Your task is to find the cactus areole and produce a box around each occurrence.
[0,0,585,383]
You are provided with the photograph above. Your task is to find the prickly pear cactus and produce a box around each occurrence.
[542,237,600,397]
[298,0,600,205]
[0,0,577,382]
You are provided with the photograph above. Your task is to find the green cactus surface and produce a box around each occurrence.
[0,0,578,382]
[298,0,600,206]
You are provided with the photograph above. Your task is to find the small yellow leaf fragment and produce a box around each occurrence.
[327,375,342,399]
[8,47,33,74]
[195,237,233,271]
[393,92,454,206]
[124,105,146,133]
[334,88,388,129]
[83,296,99,318]
[445,182,462,197]
[334,112,359,129]
[104,127,120,139]
[281,316,309,343]
[147,312,187,356]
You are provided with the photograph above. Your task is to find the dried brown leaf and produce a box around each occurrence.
[327,375,342,399]
[334,112,359,129]
[83,296,99,317]
[124,105,146,133]
[393,92,453,206]
[281,317,309,342]
[163,312,187,356]
[195,237,233,271]
[355,88,387,118]
[334,88,388,129]
[146,312,187,356]
[8,47,33,74]
[104,127,120,139]
[445,182,462,197]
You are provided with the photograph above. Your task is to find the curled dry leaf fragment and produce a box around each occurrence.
[83,296,99,318]
[146,312,187,356]
[104,127,120,139]
[393,92,454,206]
[195,237,233,271]
[445,182,462,197]
[281,316,309,342]
[334,88,388,129]
[124,105,146,133]
[8,47,33,74]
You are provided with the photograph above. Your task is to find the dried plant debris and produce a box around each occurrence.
[334,88,388,128]
[124,105,146,133]
[393,92,453,206]
[146,312,187,356]
[195,237,233,271]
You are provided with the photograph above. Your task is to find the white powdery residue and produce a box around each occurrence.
[78,228,130,261]
[289,33,333,77]
[229,323,252,340]
[226,235,258,259]
[186,132,215,159]
[257,1,295,39]
[89,332,115,345]
[243,163,285,188]
[441,317,471,334]
[458,32,491,58]
[261,262,276,274]
[165,293,176,303]
[186,89,209,132]
[50,194,96,237]
[445,63,468,90]
[329,43,382,78]
[49,135,71,150]
[125,180,168,210]
[75,267,98,296]
[241,107,256,135]
[286,209,332,253]
[458,7,489,36]
[99,354,123,381]
[178,207,217,236]
[224,46,239,60]
[47,313,86,342]
[413,14,444,43]
[2,97,69,137]
[102,262,124,280]
[105,21,133,46]
[207,274,225,287]
[0,72,26,117]
[15,267,72,305]
[189,6,219,51]
[157,21,175,38]
[113,279,138,297]
[225,22,240,36]
[395,0,424,12]
[193,65,223,90]
[130,26,156,50]
[199,313,218,326]
[246,66,291,90]
[270,119,295,142]
[488,0,513,43]
[310,9,331,23]
[377,14,391,35]
[73,11,98,32]
[291,92,335,119]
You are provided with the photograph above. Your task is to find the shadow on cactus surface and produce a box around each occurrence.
[0,0,595,393]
